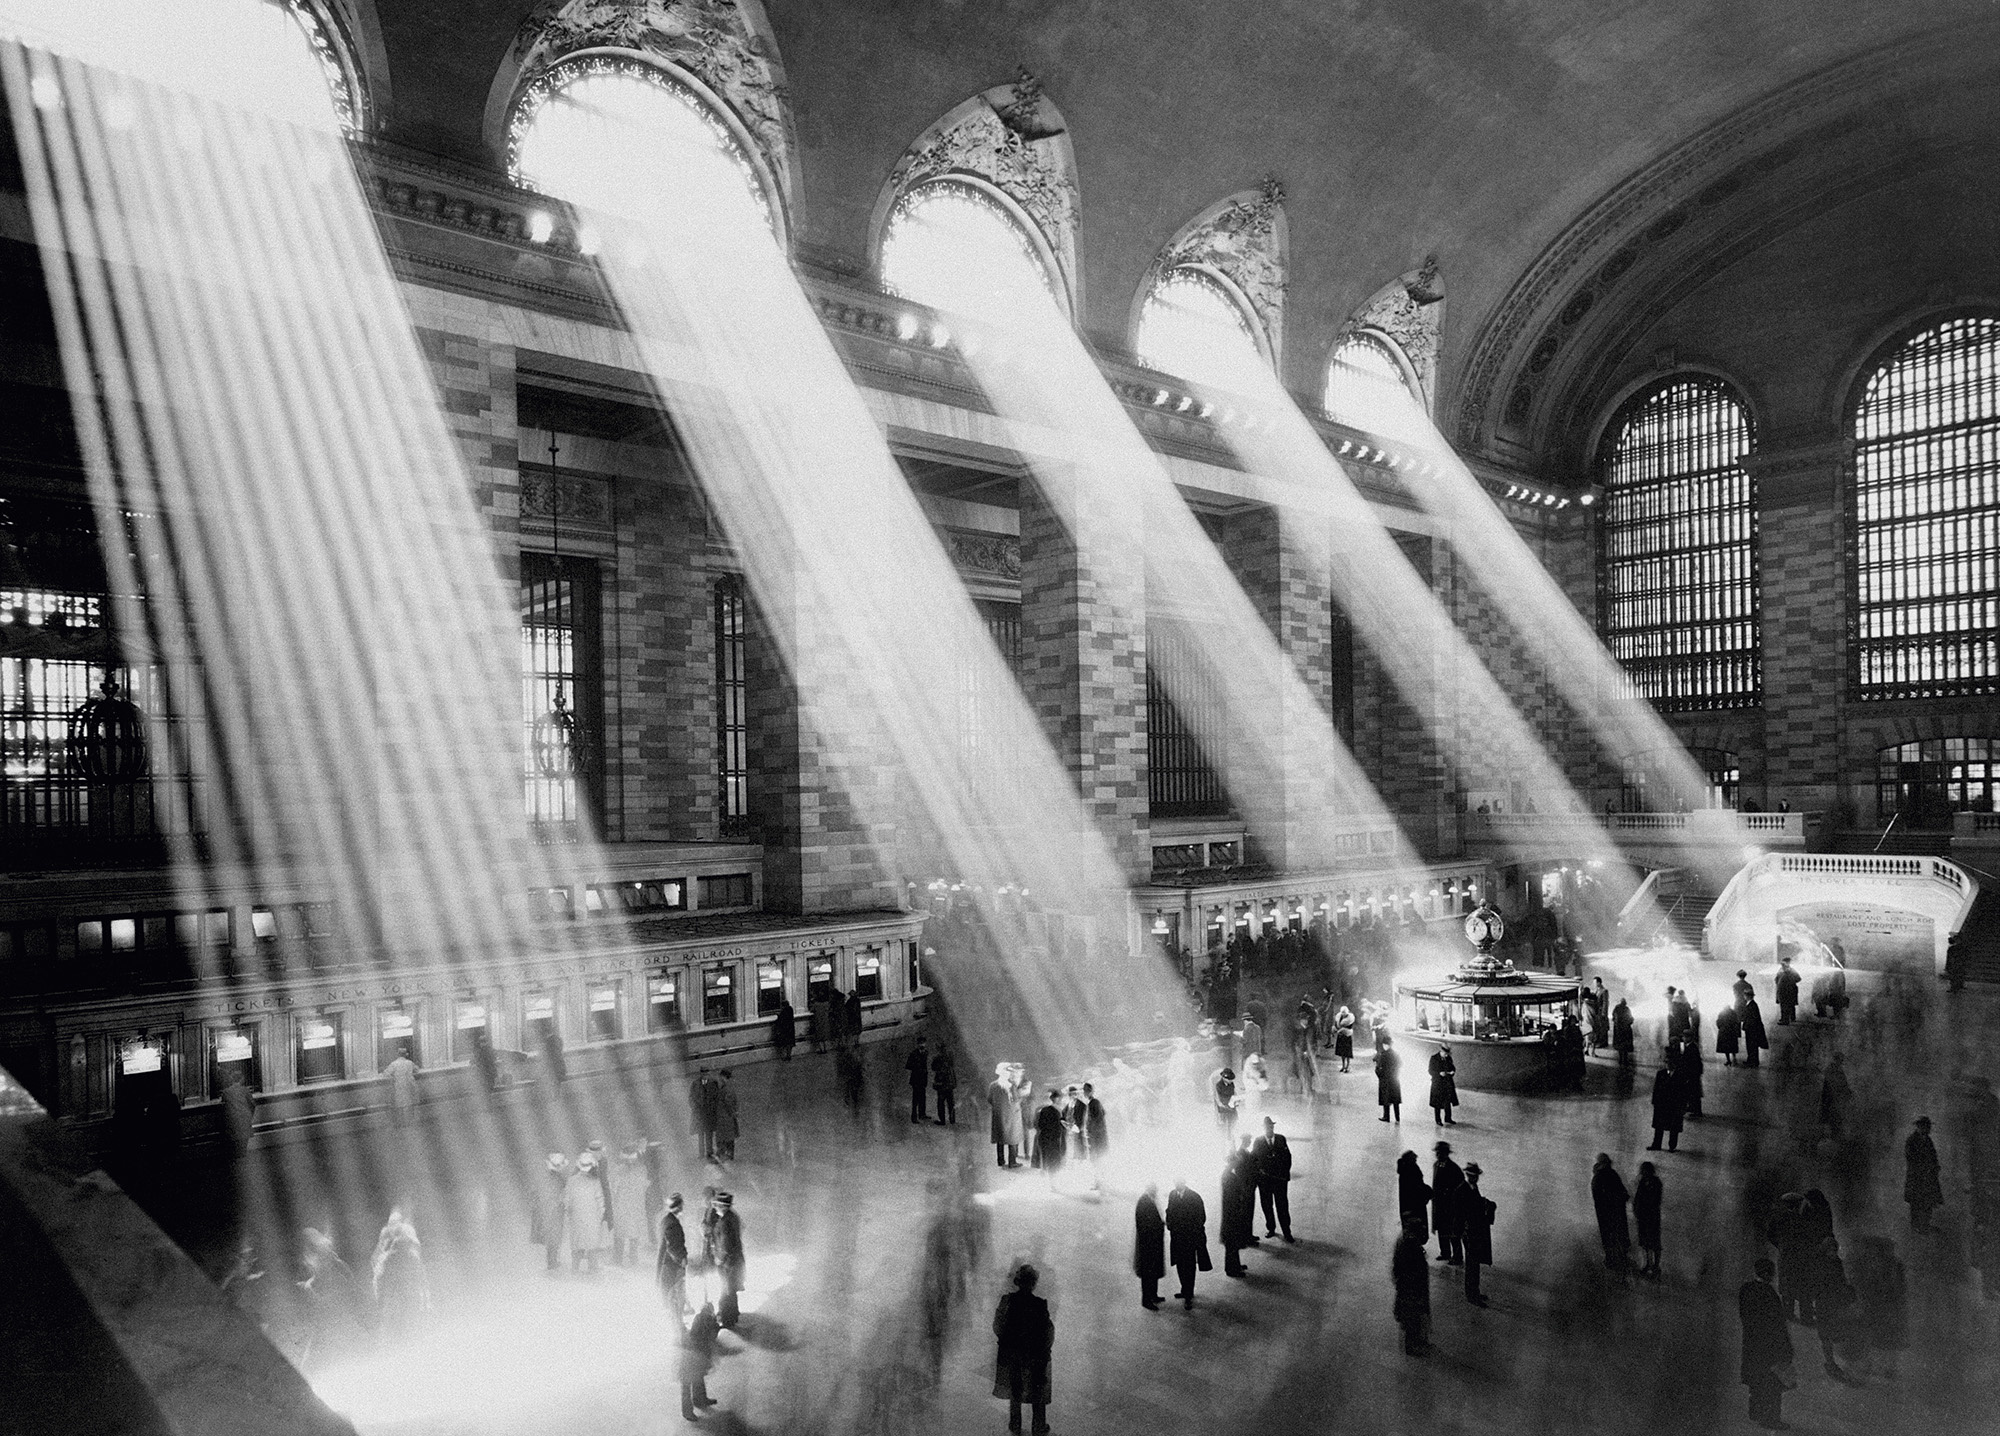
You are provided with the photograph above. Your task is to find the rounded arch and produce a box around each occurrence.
[487,0,798,234]
[1130,262,1272,391]
[1833,304,2000,432]
[877,173,1065,323]
[1323,330,1435,449]
[1129,183,1287,375]
[1586,362,1762,473]
[869,77,1081,320]
[307,0,388,134]
[504,52,786,244]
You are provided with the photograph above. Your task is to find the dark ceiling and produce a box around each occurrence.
[362,1,2000,467]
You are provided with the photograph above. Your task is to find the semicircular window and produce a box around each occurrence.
[1323,334,1432,449]
[1851,315,2000,699]
[879,178,1056,328]
[1134,267,1266,393]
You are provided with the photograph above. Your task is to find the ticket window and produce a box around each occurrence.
[297,1014,344,1084]
[524,993,559,1054]
[702,965,737,1026]
[647,973,682,1033]
[907,942,923,994]
[756,960,785,1018]
[114,1037,170,1118]
[451,999,490,1063]
[377,1007,418,1068]
[587,984,621,1042]
[854,952,882,1001]
[209,1026,259,1095]
[807,957,835,1006]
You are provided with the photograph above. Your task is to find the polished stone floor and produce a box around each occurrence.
[125,975,2000,1436]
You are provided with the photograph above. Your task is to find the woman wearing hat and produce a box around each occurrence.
[565,1150,610,1273]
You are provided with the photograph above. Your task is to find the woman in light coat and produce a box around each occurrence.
[565,1150,610,1273]
[607,1143,652,1266]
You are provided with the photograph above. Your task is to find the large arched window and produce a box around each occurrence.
[1134,267,1267,393]
[508,58,773,230]
[1851,315,2000,698]
[878,178,1056,328]
[1324,333,1433,449]
[1597,377,1759,708]
[266,1,363,134]
[1877,737,1998,826]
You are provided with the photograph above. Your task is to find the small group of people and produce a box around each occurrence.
[1209,1059,1271,1140]
[903,1035,959,1124]
[535,1139,662,1274]
[986,1063,1108,1186]
[1647,1039,1706,1150]
[686,1068,742,1162]
[1391,1142,1498,1353]
[659,1186,747,1422]
[1589,1152,1665,1278]
[1718,970,1771,1067]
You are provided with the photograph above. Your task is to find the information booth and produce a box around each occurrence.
[1396,905,1582,1091]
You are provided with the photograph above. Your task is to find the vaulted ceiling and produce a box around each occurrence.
[363,0,2000,471]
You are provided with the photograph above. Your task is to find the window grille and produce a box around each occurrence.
[1135,267,1266,393]
[1851,315,2000,699]
[957,599,1023,804]
[1597,377,1760,709]
[714,576,750,835]
[1324,334,1432,448]
[1147,620,1229,817]
[521,552,602,838]
[1876,737,1998,825]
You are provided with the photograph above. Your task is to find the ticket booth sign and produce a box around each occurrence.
[211,1027,258,1094]
[119,1040,163,1076]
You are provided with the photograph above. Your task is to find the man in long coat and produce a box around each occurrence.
[707,1191,746,1328]
[1431,1141,1466,1263]
[1649,1062,1685,1151]
[1164,1177,1209,1308]
[1033,1090,1068,1184]
[656,1192,688,1320]
[931,1045,958,1125]
[1250,1117,1295,1242]
[1775,956,1802,1024]
[1428,1046,1458,1126]
[1219,1143,1256,1276]
[1738,1258,1793,1430]
[1457,1162,1496,1305]
[1905,1115,1944,1232]
[992,1265,1054,1434]
[905,1038,930,1124]
[1391,1218,1431,1355]
[688,1068,719,1160]
[1740,993,1769,1068]
[1591,1153,1630,1270]
[989,1064,1023,1167]
[1133,1184,1167,1308]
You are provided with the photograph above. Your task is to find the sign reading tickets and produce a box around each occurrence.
[1777,902,1935,973]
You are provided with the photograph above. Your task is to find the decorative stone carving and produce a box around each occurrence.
[520,469,612,527]
[1342,255,1445,410]
[508,0,798,214]
[886,73,1080,308]
[940,527,1021,580]
[1151,177,1288,363]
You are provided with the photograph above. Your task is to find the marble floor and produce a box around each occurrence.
[122,977,2000,1436]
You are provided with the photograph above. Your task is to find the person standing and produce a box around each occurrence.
[772,998,796,1061]
[657,1192,688,1321]
[1775,955,1801,1025]
[1431,1141,1465,1263]
[678,1299,719,1421]
[566,1151,610,1274]
[688,1068,719,1161]
[989,1064,1023,1167]
[1080,1082,1108,1164]
[1738,1258,1794,1431]
[906,1038,931,1124]
[608,1141,652,1267]
[1219,1144,1256,1276]
[810,991,832,1055]
[1648,1061,1685,1151]
[1017,1073,1039,1168]
[1740,994,1769,1069]
[371,1208,429,1340]
[1034,1090,1068,1187]
[1591,1154,1630,1271]
[1428,1045,1458,1126]
[384,1051,419,1130]
[1716,1001,1742,1066]
[1333,1005,1356,1073]
[708,1191,746,1329]
[1134,1183,1167,1309]
[713,1072,740,1162]
[1675,1038,1705,1119]
[533,1153,569,1273]
[1211,1066,1240,1145]
[1665,987,1692,1049]
[1376,1036,1403,1123]
[1611,998,1634,1063]
[932,1045,958,1125]
[1458,1162,1496,1305]
[1905,1115,1944,1233]
[1396,1150,1431,1241]
[992,1265,1054,1435]
[1587,978,1610,1055]
[1391,1217,1432,1356]
[1164,1177,1210,1308]
[843,989,864,1048]
[1251,1116,1294,1242]
[1633,1161,1663,1278]
[1732,969,1755,1008]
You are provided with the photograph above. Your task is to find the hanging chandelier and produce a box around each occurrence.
[67,675,147,782]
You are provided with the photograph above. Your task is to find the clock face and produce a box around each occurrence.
[1464,907,1504,945]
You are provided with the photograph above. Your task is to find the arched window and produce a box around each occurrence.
[1324,334,1432,448]
[1851,315,2000,698]
[1134,267,1267,393]
[1598,377,1758,708]
[879,179,1056,328]
[508,58,773,229]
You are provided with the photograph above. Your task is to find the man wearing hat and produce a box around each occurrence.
[657,1193,688,1321]
[1211,1066,1240,1145]
[1457,1162,1496,1305]
[1431,1141,1466,1264]
[707,1191,746,1328]
[1905,1115,1944,1233]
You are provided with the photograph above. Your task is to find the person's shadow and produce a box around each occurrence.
[723,1310,798,1353]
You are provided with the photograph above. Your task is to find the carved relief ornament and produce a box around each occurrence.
[879,72,1082,313]
[1342,256,1445,411]
[1150,178,1290,365]
[503,0,799,222]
